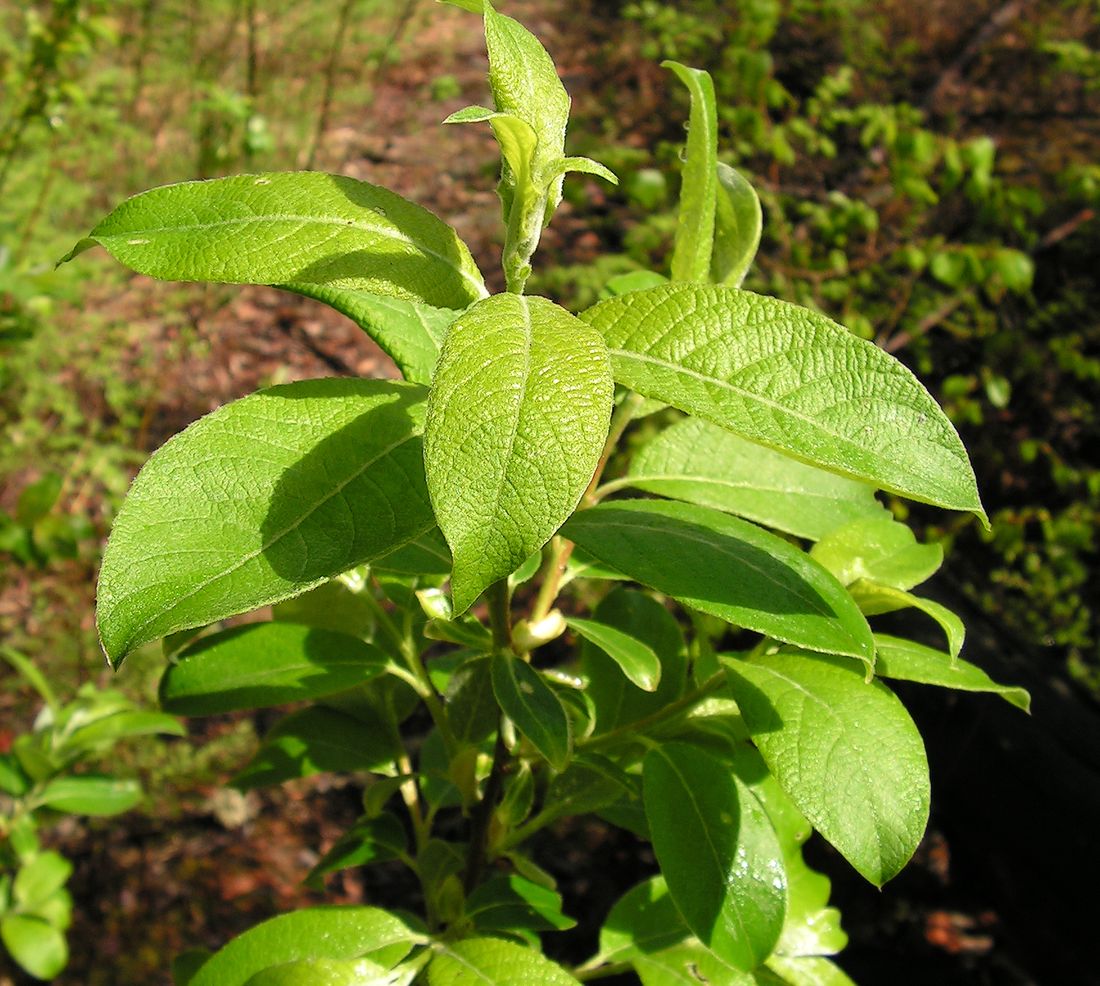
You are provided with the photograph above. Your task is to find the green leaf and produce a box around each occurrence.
[643,742,786,970]
[425,294,612,612]
[1,914,68,980]
[546,157,619,185]
[35,776,142,816]
[13,852,72,910]
[725,650,929,886]
[62,173,487,310]
[373,529,453,577]
[581,284,985,520]
[243,956,418,986]
[465,875,576,934]
[444,657,499,745]
[810,518,942,590]
[712,163,763,287]
[544,753,633,819]
[428,937,581,986]
[306,814,408,888]
[172,949,213,986]
[272,576,376,638]
[160,623,390,715]
[874,634,1030,711]
[483,5,571,217]
[580,587,687,733]
[0,753,30,796]
[445,107,538,188]
[664,62,718,283]
[189,906,422,986]
[234,707,400,788]
[625,417,888,540]
[567,617,661,691]
[563,501,874,665]
[98,379,434,664]
[285,289,458,385]
[850,582,965,659]
[634,941,757,986]
[776,851,847,958]
[595,876,689,966]
[491,653,571,771]
[766,955,856,986]
[604,270,669,297]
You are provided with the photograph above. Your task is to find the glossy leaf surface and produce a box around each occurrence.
[644,742,786,969]
[595,876,688,966]
[567,616,661,691]
[63,173,487,309]
[581,284,985,519]
[874,635,1030,711]
[189,907,421,986]
[491,652,571,771]
[98,380,434,664]
[626,417,887,540]
[161,623,389,715]
[425,294,612,612]
[427,936,581,986]
[563,500,874,664]
[725,650,929,886]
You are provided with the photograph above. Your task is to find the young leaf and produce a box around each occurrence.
[874,634,1030,711]
[712,163,763,287]
[580,587,687,733]
[563,501,875,666]
[625,417,888,540]
[427,937,581,986]
[643,742,787,970]
[284,288,458,385]
[160,623,390,715]
[566,616,661,691]
[483,4,571,217]
[581,284,986,520]
[810,518,943,590]
[725,650,930,886]
[234,707,400,788]
[35,777,142,816]
[425,294,612,613]
[62,173,488,310]
[776,850,848,959]
[0,914,68,980]
[594,876,689,967]
[97,380,435,664]
[189,907,422,986]
[664,61,718,283]
[491,652,571,771]
[849,582,965,659]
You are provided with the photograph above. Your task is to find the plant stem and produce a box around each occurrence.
[574,961,634,981]
[463,728,509,893]
[579,670,728,752]
[487,579,512,654]
[530,392,645,622]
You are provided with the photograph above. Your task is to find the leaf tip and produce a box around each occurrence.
[56,237,97,269]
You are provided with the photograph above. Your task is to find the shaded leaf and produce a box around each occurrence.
[491,653,571,771]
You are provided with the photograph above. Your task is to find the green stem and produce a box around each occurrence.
[579,671,727,752]
[487,579,513,654]
[462,728,509,893]
[530,392,645,622]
